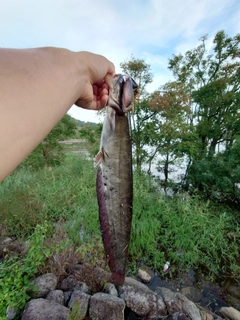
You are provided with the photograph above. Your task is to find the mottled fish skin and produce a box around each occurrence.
[96,74,137,285]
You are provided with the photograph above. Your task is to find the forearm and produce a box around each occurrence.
[0,47,85,181]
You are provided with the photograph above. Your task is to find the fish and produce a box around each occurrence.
[95,74,137,285]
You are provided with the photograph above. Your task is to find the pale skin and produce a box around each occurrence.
[0,47,115,182]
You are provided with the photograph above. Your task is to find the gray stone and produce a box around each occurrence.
[220,306,240,320]
[61,274,89,293]
[105,282,118,296]
[170,312,188,320]
[28,273,57,298]
[75,281,89,293]
[6,305,19,320]
[68,290,91,319]
[63,291,72,306]
[89,292,125,320]
[46,290,64,305]
[157,287,201,320]
[180,286,202,303]
[118,277,167,318]
[21,298,69,320]
[60,275,78,291]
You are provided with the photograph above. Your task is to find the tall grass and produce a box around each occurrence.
[0,155,99,239]
[0,155,239,281]
[129,171,240,280]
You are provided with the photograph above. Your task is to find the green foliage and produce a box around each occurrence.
[159,195,240,280]
[187,139,240,202]
[120,56,155,171]
[129,172,164,269]
[1,155,240,299]
[0,223,52,316]
[129,172,240,280]
[23,114,77,169]
[78,123,102,157]
[146,81,194,182]
[168,30,240,202]
[120,55,153,93]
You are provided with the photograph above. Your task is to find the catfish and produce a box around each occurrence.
[95,74,137,285]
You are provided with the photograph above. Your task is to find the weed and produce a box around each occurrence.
[0,223,52,316]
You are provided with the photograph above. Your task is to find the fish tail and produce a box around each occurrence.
[110,270,125,286]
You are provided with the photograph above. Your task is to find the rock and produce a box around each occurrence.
[105,282,118,296]
[61,274,89,293]
[21,298,69,320]
[75,281,89,293]
[6,305,19,320]
[118,277,167,318]
[68,290,91,319]
[60,275,78,291]
[223,278,240,299]
[180,286,202,303]
[63,291,72,306]
[2,237,13,245]
[28,273,57,298]
[170,312,188,320]
[89,292,125,320]
[220,306,240,320]
[198,306,214,320]
[46,290,64,305]
[0,237,21,260]
[138,265,154,283]
[157,287,201,320]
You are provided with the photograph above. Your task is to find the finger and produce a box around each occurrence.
[104,74,114,89]
[94,80,105,88]
[92,84,99,96]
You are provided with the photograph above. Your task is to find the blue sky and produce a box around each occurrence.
[1,0,239,122]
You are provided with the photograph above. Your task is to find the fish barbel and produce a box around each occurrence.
[95,74,137,285]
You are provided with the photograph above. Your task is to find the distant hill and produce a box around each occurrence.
[70,117,99,129]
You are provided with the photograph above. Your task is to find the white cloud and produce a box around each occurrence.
[0,0,239,122]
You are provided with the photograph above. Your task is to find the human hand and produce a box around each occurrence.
[75,52,115,110]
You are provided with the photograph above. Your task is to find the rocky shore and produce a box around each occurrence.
[5,263,240,320]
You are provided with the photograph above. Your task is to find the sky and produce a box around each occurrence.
[1,0,239,123]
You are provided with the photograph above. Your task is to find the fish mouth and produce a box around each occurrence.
[108,74,138,115]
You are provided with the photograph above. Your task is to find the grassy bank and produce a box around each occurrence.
[1,155,239,278]
[0,155,240,314]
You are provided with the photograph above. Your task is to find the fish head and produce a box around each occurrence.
[108,74,138,115]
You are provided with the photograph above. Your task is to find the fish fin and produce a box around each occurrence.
[94,147,109,167]
[94,151,103,167]
[102,147,109,161]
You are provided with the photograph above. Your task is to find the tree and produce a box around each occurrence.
[23,114,77,168]
[147,81,194,189]
[168,30,240,201]
[120,56,154,171]
[169,30,240,157]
